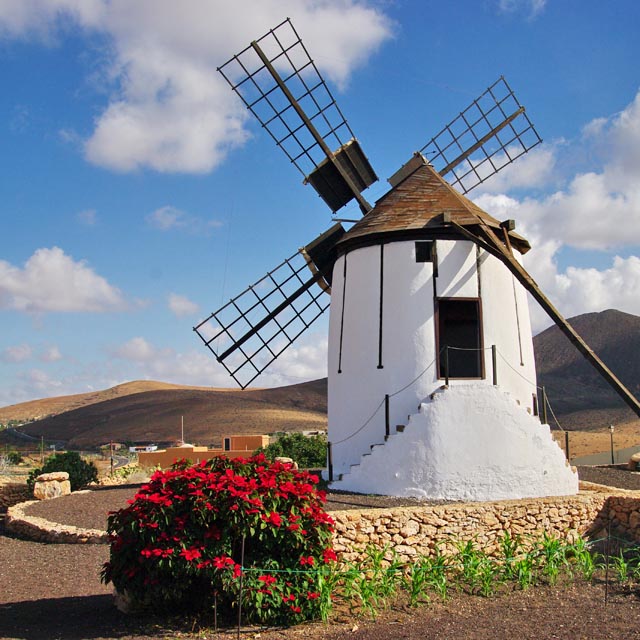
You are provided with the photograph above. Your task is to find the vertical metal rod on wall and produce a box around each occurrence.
[444,347,450,386]
[610,425,615,465]
[541,386,548,425]
[384,394,390,438]
[492,345,497,386]
[327,442,333,482]
[565,431,570,461]
[237,535,245,640]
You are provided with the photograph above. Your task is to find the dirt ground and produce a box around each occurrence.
[3,466,640,639]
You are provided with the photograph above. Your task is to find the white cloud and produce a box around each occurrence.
[76,208,97,226]
[497,0,547,19]
[0,247,127,313]
[475,89,640,253]
[1,343,33,363]
[0,1,393,173]
[146,205,223,234]
[168,293,199,318]
[112,336,164,362]
[41,345,63,362]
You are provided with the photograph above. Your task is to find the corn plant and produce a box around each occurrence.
[612,549,632,584]
[403,557,433,607]
[569,536,599,581]
[498,531,522,581]
[455,539,486,594]
[514,551,537,590]
[538,533,568,585]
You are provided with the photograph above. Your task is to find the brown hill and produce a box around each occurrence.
[5,379,327,449]
[0,380,224,423]
[534,309,640,430]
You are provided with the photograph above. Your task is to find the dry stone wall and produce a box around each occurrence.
[0,477,31,512]
[5,483,640,555]
[333,486,640,563]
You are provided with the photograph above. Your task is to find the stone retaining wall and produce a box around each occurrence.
[6,498,108,543]
[0,478,31,512]
[333,487,640,563]
[5,485,640,554]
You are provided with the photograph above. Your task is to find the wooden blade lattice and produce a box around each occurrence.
[420,76,542,194]
[218,18,358,180]
[194,250,329,389]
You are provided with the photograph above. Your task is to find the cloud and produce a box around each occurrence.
[475,89,640,252]
[168,293,199,318]
[0,246,126,313]
[112,337,164,362]
[0,1,393,173]
[76,208,97,226]
[1,343,33,363]
[497,0,547,19]
[41,345,63,362]
[146,205,223,234]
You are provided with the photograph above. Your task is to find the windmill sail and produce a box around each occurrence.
[194,224,345,389]
[419,76,542,194]
[218,18,377,212]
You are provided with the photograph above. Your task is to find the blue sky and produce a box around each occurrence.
[2,0,640,406]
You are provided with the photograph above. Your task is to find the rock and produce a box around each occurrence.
[36,471,70,482]
[628,452,640,470]
[33,471,71,500]
[274,456,299,470]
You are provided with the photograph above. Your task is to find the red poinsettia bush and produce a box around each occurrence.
[101,454,336,625]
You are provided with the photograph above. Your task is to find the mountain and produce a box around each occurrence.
[534,309,640,430]
[3,309,639,448]
[1,379,327,449]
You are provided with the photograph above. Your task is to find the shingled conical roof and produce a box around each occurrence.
[338,157,530,253]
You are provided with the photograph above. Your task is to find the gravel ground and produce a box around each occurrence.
[3,466,640,639]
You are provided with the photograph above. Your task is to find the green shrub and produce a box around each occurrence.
[258,432,327,468]
[5,450,23,465]
[102,454,336,625]
[27,451,98,491]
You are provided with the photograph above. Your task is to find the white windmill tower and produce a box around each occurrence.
[195,19,640,500]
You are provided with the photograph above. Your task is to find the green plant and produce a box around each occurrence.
[569,536,599,581]
[257,432,327,469]
[5,449,23,465]
[27,451,98,491]
[538,533,568,585]
[514,552,537,590]
[455,539,486,594]
[102,454,336,625]
[498,531,521,581]
[612,549,631,583]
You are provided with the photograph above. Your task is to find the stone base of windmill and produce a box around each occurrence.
[330,384,578,502]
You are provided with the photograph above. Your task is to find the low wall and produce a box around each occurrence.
[333,486,640,563]
[0,477,31,512]
[5,498,108,543]
[6,484,640,554]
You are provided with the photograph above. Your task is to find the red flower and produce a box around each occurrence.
[212,556,235,569]
[180,547,202,561]
[258,574,277,585]
[262,511,282,527]
[307,591,320,600]
[323,548,338,563]
[299,555,315,566]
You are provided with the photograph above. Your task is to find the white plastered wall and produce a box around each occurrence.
[327,238,538,482]
[330,385,578,500]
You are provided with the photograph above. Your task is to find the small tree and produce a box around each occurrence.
[27,451,98,491]
[258,432,327,468]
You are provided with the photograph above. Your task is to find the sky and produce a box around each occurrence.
[1,0,640,406]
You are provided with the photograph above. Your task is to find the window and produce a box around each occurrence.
[415,241,434,263]
[436,298,483,379]
[224,437,231,451]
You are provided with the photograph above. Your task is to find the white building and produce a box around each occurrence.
[327,158,577,501]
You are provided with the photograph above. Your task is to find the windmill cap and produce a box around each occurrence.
[336,158,530,254]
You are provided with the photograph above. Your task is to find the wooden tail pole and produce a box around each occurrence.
[451,219,640,419]
[541,386,548,425]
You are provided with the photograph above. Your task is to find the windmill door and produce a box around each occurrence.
[436,298,484,379]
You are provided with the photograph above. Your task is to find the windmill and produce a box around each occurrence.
[195,18,640,500]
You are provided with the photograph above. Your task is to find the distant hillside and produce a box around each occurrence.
[3,309,639,448]
[2,379,327,449]
[534,309,640,430]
